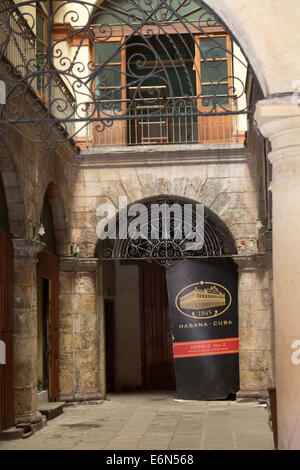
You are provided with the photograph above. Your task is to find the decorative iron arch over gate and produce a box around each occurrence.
[95,196,237,266]
[0,0,258,148]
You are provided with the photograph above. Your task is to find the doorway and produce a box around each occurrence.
[37,250,59,401]
[37,277,50,392]
[105,299,116,393]
[98,197,239,397]
[106,261,176,393]
[140,264,176,391]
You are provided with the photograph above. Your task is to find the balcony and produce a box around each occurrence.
[0,2,247,149]
[0,0,76,138]
[84,93,242,148]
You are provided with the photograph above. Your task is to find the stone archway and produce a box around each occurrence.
[36,183,70,403]
[96,194,238,265]
[1,0,299,448]
[95,195,239,395]
[0,138,26,238]
[38,182,70,256]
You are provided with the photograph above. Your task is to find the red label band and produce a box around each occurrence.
[173,337,239,359]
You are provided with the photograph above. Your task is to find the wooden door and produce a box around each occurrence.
[93,36,127,146]
[37,250,59,401]
[195,34,234,143]
[0,230,14,430]
[140,265,176,391]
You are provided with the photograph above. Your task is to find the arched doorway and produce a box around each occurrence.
[37,193,59,402]
[96,196,238,398]
[0,172,14,430]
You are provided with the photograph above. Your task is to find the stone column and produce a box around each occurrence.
[234,254,274,401]
[13,238,44,425]
[255,97,300,449]
[59,257,102,402]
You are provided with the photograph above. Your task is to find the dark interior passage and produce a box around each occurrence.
[140,264,176,391]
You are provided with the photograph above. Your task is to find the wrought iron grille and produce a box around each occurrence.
[0,0,255,148]
[96,197,237,266]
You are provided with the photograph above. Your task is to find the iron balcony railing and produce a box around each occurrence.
[85,95,240,147]
[0,0,76,137]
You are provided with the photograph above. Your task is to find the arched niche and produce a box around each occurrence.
[0,173,9,233]
[38,182,69,256]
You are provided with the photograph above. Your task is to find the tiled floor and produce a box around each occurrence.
[0,392,274,450]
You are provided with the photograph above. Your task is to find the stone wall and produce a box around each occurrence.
[236,255,274,396]
[69,143,274,397]
[0,128,74,250]
[0,79,76,424]
[73,145,258,257]
[246,80,275,388]
[0,105,275,417]
[59,258,101,402]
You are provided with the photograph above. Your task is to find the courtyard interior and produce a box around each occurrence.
[0,392,274,451]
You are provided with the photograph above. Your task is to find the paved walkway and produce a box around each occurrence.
[0,392,274,450]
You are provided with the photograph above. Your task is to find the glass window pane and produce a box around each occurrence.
[166,64,196,96]
[36,14,44,42]
[199,37,227,60]
[95,42,121,64]
[201,84,229,106]
[95,65,121,87]
[200,60,228,83]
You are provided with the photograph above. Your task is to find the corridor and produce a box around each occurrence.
[0,393,274,450]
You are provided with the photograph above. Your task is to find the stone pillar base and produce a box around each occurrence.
[236,390,269,402]
[14,410,43,425]
[60,392,102,403]
[1,415,47,441]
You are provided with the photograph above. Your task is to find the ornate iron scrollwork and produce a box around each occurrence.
[0,0,256,148]
[96,197,237,266]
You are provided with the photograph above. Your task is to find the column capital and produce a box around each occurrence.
[233,253,268,272]
[255,96,300,163]
[12,238,46,260]
[59,256,100,273]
